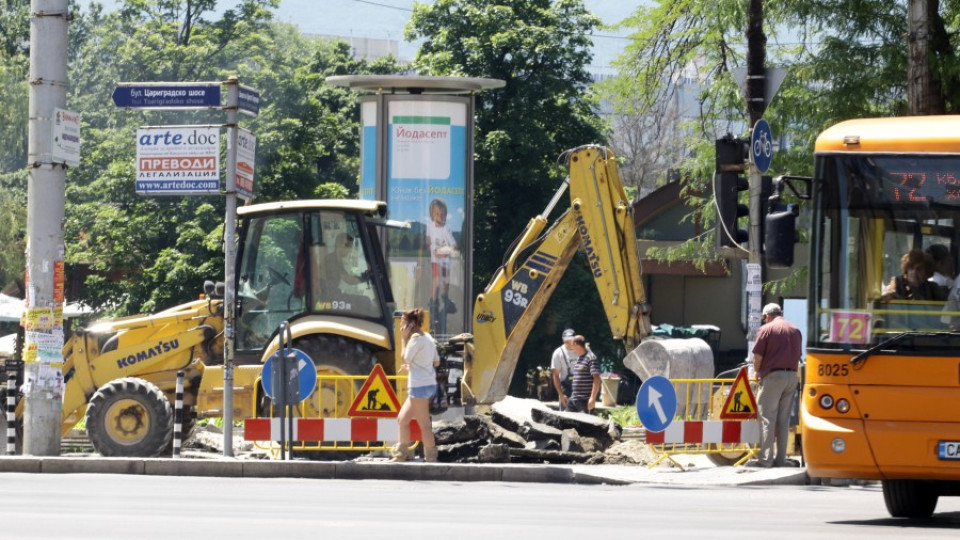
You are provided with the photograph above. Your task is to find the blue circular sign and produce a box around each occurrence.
[262,348,317,404]
[636,376,677,433]
[751,118,773,173]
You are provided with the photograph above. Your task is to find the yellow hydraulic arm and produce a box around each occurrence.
[464,145,650,405]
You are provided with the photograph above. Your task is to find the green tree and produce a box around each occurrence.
[407,0,628,385]
[52,1,399,314]
[0,1,30,293]
[599,0,951,273]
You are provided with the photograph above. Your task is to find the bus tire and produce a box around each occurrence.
[882,479,938,518]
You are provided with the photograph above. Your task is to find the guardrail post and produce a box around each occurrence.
[6,371,16,455]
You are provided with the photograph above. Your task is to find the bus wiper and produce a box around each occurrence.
[850,331,957,364]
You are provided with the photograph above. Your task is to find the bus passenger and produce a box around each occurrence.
[881,250,937,301]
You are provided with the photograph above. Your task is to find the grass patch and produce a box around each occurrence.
[597,405,640,427]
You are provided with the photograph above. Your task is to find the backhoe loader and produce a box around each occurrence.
[4,145,650,457]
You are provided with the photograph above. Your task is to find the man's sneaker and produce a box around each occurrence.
[777,458,801,468]
[744,459,772,468]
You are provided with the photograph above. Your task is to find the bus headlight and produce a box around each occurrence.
[819,394,834,409]
[831,438,846,453]
[835,398,850,413]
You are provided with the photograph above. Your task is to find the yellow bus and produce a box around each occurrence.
[801,116,960,518]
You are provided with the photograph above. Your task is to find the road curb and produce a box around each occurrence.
[0,456,807,487]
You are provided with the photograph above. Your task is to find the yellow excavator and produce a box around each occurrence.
[5,145,649,457]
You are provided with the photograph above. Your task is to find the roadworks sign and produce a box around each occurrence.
[719,367,758,419]
[347,364,402,418]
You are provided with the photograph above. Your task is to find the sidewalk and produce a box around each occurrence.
[0,454,808,486]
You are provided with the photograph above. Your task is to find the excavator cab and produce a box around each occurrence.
[234,201,395,363]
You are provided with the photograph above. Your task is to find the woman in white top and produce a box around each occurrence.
[392,307,440,462]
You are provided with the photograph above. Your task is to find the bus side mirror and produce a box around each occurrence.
[764,205,798,268]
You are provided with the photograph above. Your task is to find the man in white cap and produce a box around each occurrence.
[550,328,578,410]
[749,303,802,467]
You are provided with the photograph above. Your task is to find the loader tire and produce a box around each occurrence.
[86,377,173,457]
[296,335,376,418]
[883,480,939,518]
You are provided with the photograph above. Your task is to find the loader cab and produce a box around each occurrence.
[234,200,394,362]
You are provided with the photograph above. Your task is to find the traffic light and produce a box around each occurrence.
[764,176,800,268]
[715,136,749,249]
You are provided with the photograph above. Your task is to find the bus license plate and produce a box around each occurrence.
[938,441,960,460]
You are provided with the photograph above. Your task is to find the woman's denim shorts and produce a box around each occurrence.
[409,385,437,399]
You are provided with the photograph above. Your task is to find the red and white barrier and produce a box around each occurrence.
[644,420,759,445]
[243,417,422,443]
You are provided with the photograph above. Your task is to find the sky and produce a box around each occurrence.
[85,0,644,68]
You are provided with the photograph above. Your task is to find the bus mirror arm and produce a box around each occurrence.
[774,175,812,201]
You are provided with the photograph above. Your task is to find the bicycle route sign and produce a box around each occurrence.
[751,118,773,174]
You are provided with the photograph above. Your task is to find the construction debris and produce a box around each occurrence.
[432,396,644,464]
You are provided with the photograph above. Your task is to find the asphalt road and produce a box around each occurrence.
[1,473,958,539]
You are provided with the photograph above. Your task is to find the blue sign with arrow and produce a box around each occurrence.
[751,118,774,173]
[262,348,317,405]
[636,376,677,433]
[112,83,221,109]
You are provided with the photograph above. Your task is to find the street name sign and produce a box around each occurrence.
[112,82,221,109]
[238,85,260,116]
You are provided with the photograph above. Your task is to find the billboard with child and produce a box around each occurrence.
[360,98,468,338]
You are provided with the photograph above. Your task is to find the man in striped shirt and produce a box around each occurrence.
[565,335,600,414]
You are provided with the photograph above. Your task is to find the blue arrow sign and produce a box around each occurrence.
[262,348,317,404]
[751,118,774,173]
[112,83,221,109]
[636,376,677,433]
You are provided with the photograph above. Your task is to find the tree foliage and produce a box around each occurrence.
[0,1,399,314]
[600,0,960,273]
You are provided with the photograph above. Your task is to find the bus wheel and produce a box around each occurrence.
[882,479,939,518]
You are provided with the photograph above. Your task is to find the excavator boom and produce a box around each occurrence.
[465,145,650,405]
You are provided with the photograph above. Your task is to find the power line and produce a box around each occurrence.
[351,0,413,12]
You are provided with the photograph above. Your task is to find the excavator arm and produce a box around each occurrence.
[464,145,650,405]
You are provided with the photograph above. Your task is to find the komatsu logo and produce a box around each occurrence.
[116,339,180,369]
[576,215,603,278]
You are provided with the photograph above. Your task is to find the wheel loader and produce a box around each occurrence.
[5,145,651,457]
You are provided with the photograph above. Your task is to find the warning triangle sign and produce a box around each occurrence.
[720,367,758,419]
[347,364,402,418]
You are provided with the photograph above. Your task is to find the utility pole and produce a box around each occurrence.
[222,77,239,457]
[744,0,767,348]
[23,0,69,455]
[907,0,944,115]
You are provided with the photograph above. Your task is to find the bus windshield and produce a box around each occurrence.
[811,153,960,348]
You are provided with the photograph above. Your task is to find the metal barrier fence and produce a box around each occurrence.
[246,372,418,455]
[642,376,759,470]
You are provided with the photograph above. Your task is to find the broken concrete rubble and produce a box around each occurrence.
[429,396,651,465]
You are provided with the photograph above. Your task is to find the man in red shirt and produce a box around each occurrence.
[749,303,802,467]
